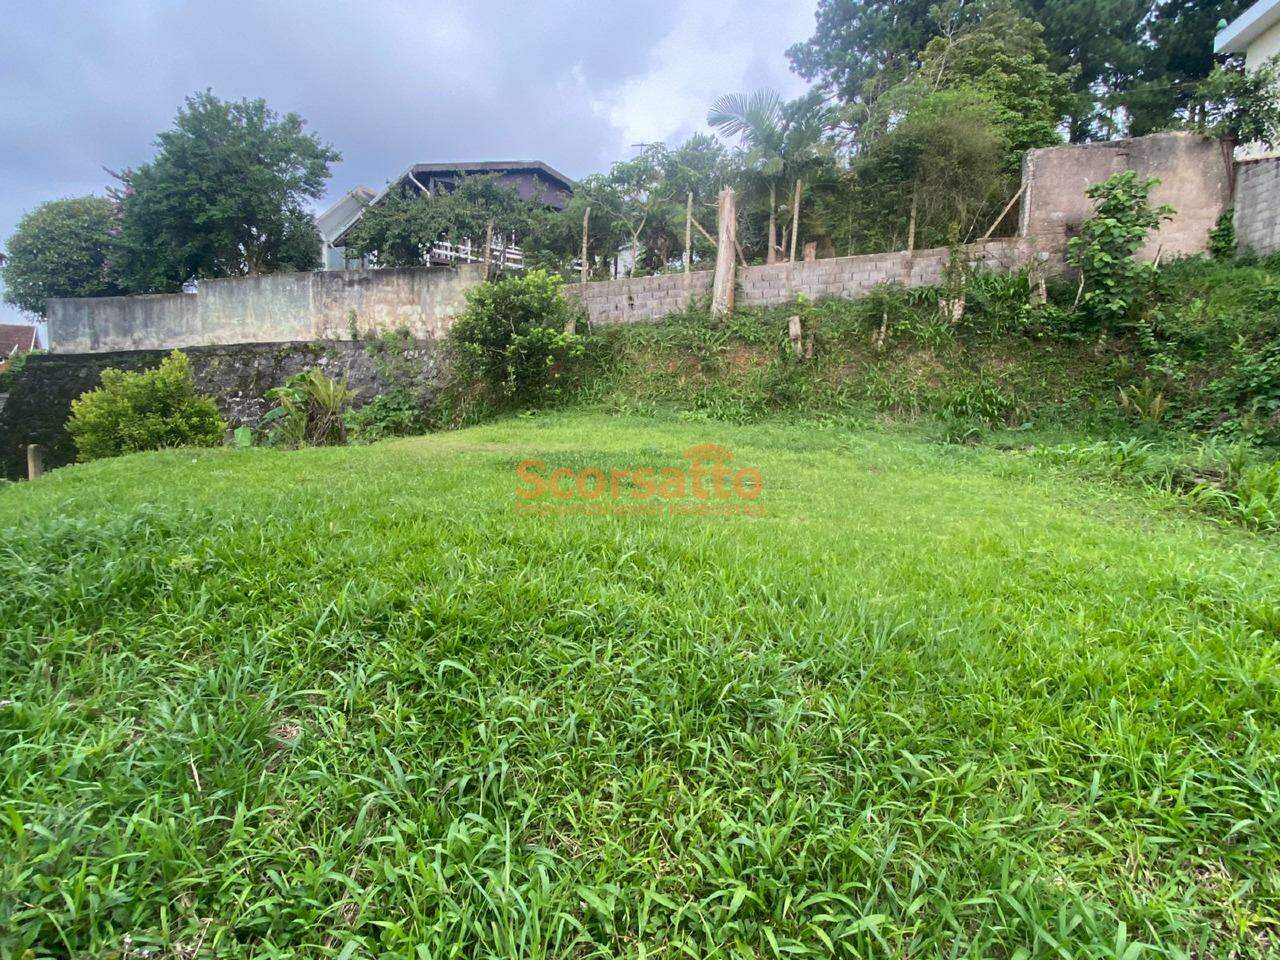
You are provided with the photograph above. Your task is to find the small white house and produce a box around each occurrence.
[1215,0,1280,68]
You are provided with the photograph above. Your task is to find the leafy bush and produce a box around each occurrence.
[260,368,355,447]
[1067,171,1174,329]
[448,270,585,403]
[1208,209,1236,260]
[347,389,431,443]
[67,351,225,462]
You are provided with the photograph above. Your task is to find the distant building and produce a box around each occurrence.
[0,323,40,373]
[321,161,574,269]
[317,186,376,271]
[1216,0,1280,68]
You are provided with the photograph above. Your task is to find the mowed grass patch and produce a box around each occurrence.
[2,411,1279,958]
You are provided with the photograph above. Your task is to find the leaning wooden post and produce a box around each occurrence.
[26,444,43,481]
[907,186,918,253]
[711,187,737,319]
[684,191,693,281]
[789,179,802,262]
[483,220,494,279]
[580,206,591,284]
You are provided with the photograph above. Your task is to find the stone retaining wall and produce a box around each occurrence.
[0,339,442,480]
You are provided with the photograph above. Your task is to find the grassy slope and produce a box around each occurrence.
[3,411,1279,958]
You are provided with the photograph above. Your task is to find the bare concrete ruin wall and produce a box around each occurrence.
[1235,156,1280,256]
[47,264,485,353]
[1018,131,1232,261]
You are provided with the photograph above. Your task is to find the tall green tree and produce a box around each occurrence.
[708,90,835,263]
[112,91,339,293]
[1125,0,1250,135]
[1,197,121,316]
[911,3,1076,161]
[787,0,940,108]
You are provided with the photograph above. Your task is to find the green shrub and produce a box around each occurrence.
[260,368,355,447]
[1067,171,1174,329]
[448,269,585,403]
[1208,209,1236,260]
[347,389,431,443]
[67,351,225,462]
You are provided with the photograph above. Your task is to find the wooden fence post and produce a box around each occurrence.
[711,187,737,319]
[27,444,43,481]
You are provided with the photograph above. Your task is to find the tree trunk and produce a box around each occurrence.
[766,182,778,265]
[580,206,590,283]
[789,178,802,262]
[906,187,918,253]
[684,191,693,280]
[711,187,737,318]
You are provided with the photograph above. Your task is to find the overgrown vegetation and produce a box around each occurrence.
[259,367,355,447]
[447,269,586,404]
[65,350,225,461]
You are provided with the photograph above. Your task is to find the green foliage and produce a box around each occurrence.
[1,197,121,316]
[708,89,836,263]
[448,270,585,402]
[66,351,225,462]
[260,368,355,447]
[1067,171,1174,328]
[1194,55,1280,148]
[1208,209,1236,260]
[345,174,544,268]
[0,348,42,392]
[912,2,1077,163]
[848,87,1011,252]
[1046,435,1280,531]
[797,0,1232,143]
[112,91,338,293]
[346,389,431,443]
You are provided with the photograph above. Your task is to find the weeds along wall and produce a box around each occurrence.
[563,239,1041,326]
[0,339,443,479]
[46,265,485,353]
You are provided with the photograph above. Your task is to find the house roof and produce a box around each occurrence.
[0,324,38,357]
[1215,0,1280,53]
[331,160,574,247]
[408,161,574,190]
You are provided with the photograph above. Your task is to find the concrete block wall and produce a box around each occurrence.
[562,240,1034,326]
[1235,156,1280,255]
[47,264,485,353]
[736,239,1034,306]
[562,269,714,325]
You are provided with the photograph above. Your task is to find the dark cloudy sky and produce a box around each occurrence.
[0,0,817,333]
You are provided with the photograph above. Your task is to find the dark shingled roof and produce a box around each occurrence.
[0,324,39,358]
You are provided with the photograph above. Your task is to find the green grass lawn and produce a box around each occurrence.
[3,411,1279,958]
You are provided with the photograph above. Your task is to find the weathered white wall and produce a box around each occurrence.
[1246,19,1280,68]
[47,265,484,353]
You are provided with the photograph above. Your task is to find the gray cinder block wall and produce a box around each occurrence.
[562,239,1036,327]
[1235,156,1280,255]
[46,265,484,354]
[1018,131,1232,261]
